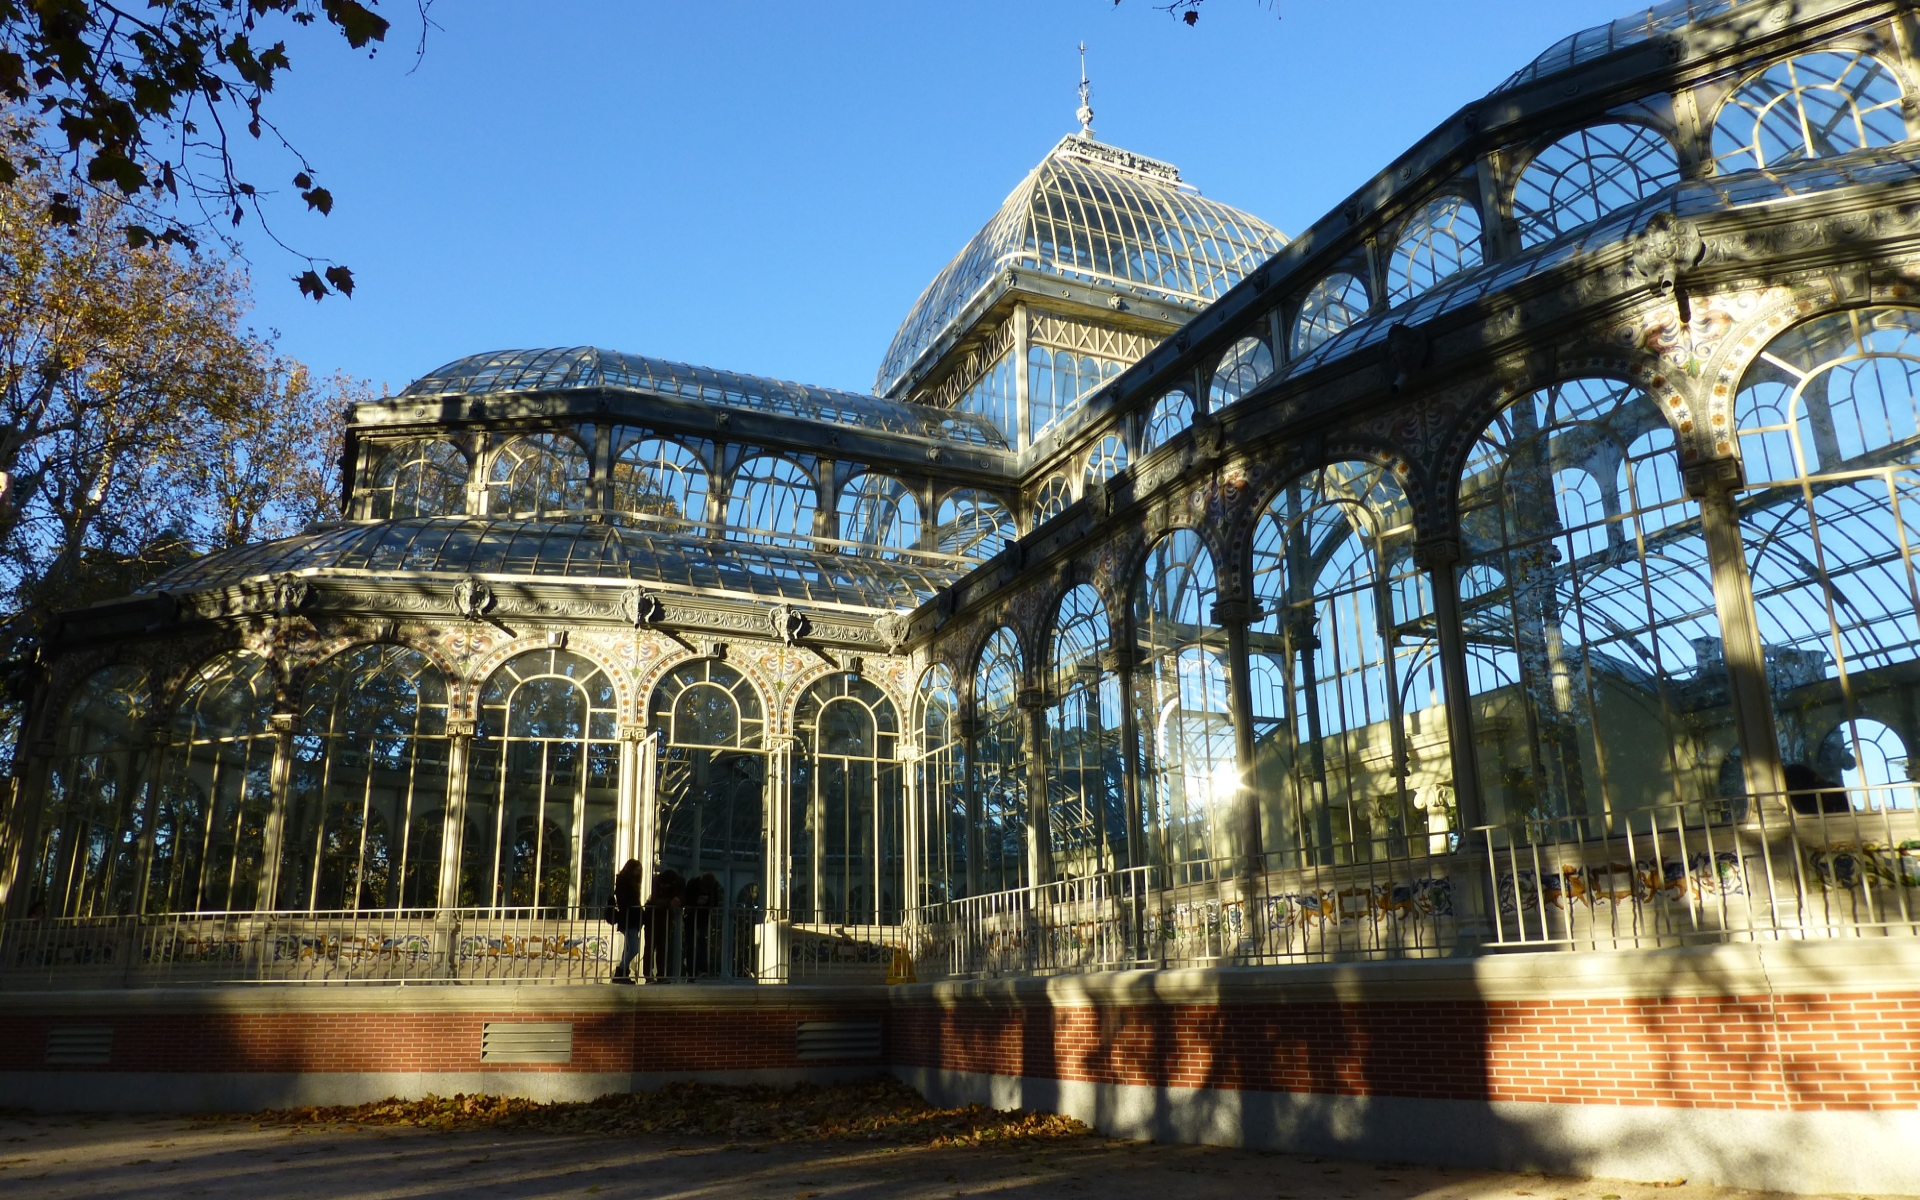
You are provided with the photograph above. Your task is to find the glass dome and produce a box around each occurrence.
[875,135,1287,397]
[401,346,1008,450]
[147,518,963,609]
[1495,0,1746,92]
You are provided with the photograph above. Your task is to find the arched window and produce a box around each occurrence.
[151,652,276,913]
[791,674,903,923]
[838,473,921,556]
[1133,530,1234,875]
[1735,308,1920,810]
[915,665,966,906]
[29,666,150,917]
[727,453,817,545]
[648,659,766,914]
[1141,388,1194,453]
[1085,435,1127,489]
[974,628,1028,893]
[1821,718,1912,810]
[1712,50,1908,174]
[1514,123,1681,247]
[1458,379,1721,825]
[1387,196,1483,304]
[280,646,450,912]
[934,490,1015,559]
[1031,475,1072,529]
[464,649,619,912]
[367,439,468,519]
[1048,586,1128,877]
[610,435,707,525]
[486,432,591,517]
[1250,464,1447,864]
[1029,346,1123,435]
[1210,336,1275,408]
[1291,273,1371,358]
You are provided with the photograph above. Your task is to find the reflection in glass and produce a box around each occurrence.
[649,659,767,914]
[728,454,818,546]
[1209,337,1274,409]
[839,473,921,557]
[1029,346,1124,435]
[32,666,150,916]
[1031,475,1072,529]
[487,432,591,517]
[1141,388,1194,452]
[465,649,619,911]
[1713,51,1908,174]
[1387,196,1483,304]
[934,490,1015,560]
[281,645,450,911]
[1048,586,1128,877]
[974,628,1028,893]
[1133,530,1234,875]
[1291,273,1370,358]
[152,652,277,912]
[1514,123,1680,247]
[1458,379,1724,825]
[611,434,708,526]
[368,439,468,519]
[1085,435,1127,490]
[1250,464,1448,864]
[1735,307,1920,812]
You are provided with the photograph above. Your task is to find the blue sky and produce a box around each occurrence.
[234,0,1641,397]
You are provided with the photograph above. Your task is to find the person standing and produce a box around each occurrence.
[610,859,645,983]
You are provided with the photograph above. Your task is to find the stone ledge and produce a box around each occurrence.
[0,981,889,1015]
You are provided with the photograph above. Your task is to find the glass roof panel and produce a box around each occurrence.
[875,135,1287,397]
[1495,0,1746,92]
[144,519,961,610]
[400,346,1008,450]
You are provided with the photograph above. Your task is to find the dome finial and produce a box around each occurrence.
[1076,41,1095,139]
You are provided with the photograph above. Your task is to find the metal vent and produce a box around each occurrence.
[480,1021,573,1064]
[46,1025,113,1065]
[795,1020,881,1061]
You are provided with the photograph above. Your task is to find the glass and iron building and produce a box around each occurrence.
[7,0,1920,982]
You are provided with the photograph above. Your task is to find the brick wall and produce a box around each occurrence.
[891,992,1920,1112]
[0,1005,888,1076]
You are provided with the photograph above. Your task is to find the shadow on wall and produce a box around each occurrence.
[887,952,1920,1197]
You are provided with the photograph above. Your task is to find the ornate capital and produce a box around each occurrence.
[1017,687,1050,711]
[445,717,477,740]
[1683,455,1744,499]
[1412,536,1462,571]
[1210,598,1259,627]
[618,722,650,743]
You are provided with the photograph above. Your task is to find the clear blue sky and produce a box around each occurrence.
[233,0,1641,398]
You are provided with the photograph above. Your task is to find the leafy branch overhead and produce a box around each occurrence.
[0,0,412,299]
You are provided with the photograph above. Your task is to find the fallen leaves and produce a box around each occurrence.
[226,1079,1092,1148]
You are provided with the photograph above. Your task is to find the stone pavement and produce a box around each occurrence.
[0,1110,1886,1200]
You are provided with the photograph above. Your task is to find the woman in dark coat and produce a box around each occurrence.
[611,859,645,983]
[642,868,685,982]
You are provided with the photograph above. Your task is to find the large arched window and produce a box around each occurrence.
[727,453,817,545]
[464,649,619,911]
[974,628,1028,893]
[1712,50,1908,174]
[1048,586,1128,878]
[30,666,150,917]
[838,472,921,556]
[367,439,468,519]
[791,674,903,923]
[915,664,966,906]
[934,490,1015,560]
[486,432,591,517]
[611,435,707,526]
[1387,196,1483,304]
[648,658,766,911]
[1085,435,1127,490]
[1141,388,1194,453]
[1031,475,1072,529]
[1250,464,1447,865]
[151,652,276,913]
[280,645,451,912]
[1735,307,1920,811]
[1291,273,1370,359]
[1133,530,1235,875]
[1210,336,1275,408]
[1514,123,1681,247]
[1458,379,1722,825]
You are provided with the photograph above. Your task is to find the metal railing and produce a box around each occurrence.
[1481,788,1920,951]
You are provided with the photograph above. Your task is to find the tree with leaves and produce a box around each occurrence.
[0,0,415,299]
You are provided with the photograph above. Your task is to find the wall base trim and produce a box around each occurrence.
[892,1065,1920,1197]
[0,1067,885,1113]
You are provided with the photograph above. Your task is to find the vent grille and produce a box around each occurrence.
[46,1025,113,1065]
[480,1021,573,1064]
[796,1020,881,1061]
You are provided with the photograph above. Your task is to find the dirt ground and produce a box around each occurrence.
[0,1085,1889,1200]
